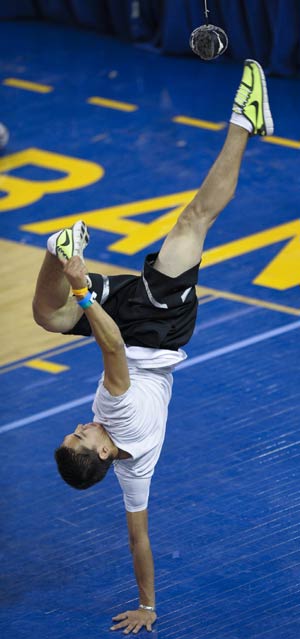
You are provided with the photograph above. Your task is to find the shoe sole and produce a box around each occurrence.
[72,220,89,257]
[246,59,274,136]
[72,220,92,288]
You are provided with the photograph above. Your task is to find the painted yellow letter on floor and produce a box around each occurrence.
[0,148,104,211]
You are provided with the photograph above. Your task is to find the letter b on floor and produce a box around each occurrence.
[0,148,104,211]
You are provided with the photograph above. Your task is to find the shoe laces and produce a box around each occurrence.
[234,82,251,108]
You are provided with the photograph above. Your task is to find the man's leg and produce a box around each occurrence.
[32,252,82,332]
[155,124,248,277]
[32,221,89,332]
[154,59,274,278]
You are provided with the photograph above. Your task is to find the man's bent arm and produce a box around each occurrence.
[86,307,130,397]
[84,303,130,395]
[62,257,130,395]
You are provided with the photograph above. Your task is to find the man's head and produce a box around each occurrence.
[54,422,118,490]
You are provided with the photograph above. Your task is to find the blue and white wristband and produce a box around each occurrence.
[77,290,97,309]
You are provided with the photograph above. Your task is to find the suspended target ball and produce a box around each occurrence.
[189,24,228,61]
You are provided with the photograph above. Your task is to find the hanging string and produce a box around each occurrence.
[203,0,210,25]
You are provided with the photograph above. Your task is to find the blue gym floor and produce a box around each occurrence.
[1,21,300,639]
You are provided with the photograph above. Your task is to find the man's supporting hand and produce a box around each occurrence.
[110,608,157,634]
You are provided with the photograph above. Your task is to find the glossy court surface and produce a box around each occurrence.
[1,20,300,639]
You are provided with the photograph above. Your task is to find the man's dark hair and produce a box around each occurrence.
[54,446,113,490]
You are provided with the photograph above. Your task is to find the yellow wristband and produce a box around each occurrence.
[72,286,88,297]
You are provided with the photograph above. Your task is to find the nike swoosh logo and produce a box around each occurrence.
[60,233,71,247]
[249,100,259,119]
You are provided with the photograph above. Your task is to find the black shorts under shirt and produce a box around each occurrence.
[65,252,199,351]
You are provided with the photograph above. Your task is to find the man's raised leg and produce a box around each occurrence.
[155,59,274,278]
[32,220,89,332]
[32,252,82,333]
[155,124,248,277]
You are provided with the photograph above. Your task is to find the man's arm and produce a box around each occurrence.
[84,303,130,396]
[62,257,130,396]
[127,510,155,609]
[110,509,157,634]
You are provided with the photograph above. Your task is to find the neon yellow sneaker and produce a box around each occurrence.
[230,59,274,136]
[47,220,91,287]
[47,220,89,261]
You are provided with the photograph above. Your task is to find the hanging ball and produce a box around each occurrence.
[0,123,9,149]
[189,24,228,61]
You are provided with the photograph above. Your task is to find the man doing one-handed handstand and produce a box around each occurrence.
[33,60,273,634]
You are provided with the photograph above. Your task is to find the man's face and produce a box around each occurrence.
[62,422,106,453]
